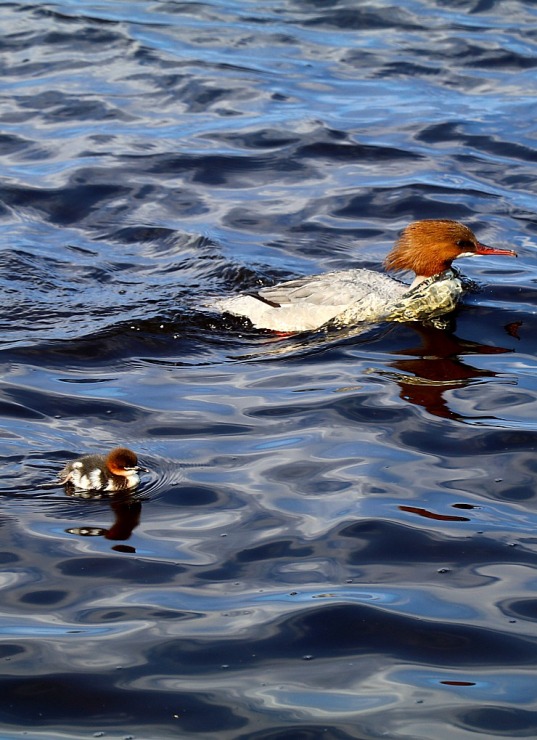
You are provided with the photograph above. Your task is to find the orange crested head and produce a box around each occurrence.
[106,447,140,477]
[385,219,516,278]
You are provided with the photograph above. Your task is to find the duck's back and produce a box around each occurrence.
[215,268,409,332]
[59,454,108,490]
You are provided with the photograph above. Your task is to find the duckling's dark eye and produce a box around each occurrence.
[456,239,475,249]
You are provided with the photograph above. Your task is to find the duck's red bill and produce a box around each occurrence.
[476,242,517,257]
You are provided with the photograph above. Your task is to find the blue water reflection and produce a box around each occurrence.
[1,0,537,737]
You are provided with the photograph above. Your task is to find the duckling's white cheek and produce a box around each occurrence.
[124,471,140,488]
[456,251,476,259]
[72,461,83,469]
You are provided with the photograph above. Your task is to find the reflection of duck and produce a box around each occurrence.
[385,325,512,420]
[214,220,516,332]
[59,447,147,492]
[65,498,142,552]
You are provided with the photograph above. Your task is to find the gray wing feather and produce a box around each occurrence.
[257,270,384,308]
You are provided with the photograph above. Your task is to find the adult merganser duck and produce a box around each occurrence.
[214,219,517,332]
[59,447,146,492]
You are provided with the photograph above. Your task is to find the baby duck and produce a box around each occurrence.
[59,447,146,492]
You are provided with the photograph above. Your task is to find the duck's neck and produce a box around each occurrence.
[409,268,455,290]
[409,274,429,290]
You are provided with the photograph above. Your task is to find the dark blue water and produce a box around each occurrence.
[1,1,537,738]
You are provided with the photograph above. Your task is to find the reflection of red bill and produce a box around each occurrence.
[399,505,469,522]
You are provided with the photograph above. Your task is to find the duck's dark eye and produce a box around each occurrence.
[456,239,475,249]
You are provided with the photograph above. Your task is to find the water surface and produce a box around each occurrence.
[1,1,537,738]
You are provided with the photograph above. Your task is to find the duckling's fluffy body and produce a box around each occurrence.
[59,447,143,492]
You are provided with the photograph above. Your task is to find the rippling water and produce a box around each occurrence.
[1,1,537,738]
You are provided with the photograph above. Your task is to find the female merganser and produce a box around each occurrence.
[59,447,146,492]
[214,220,516,332]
